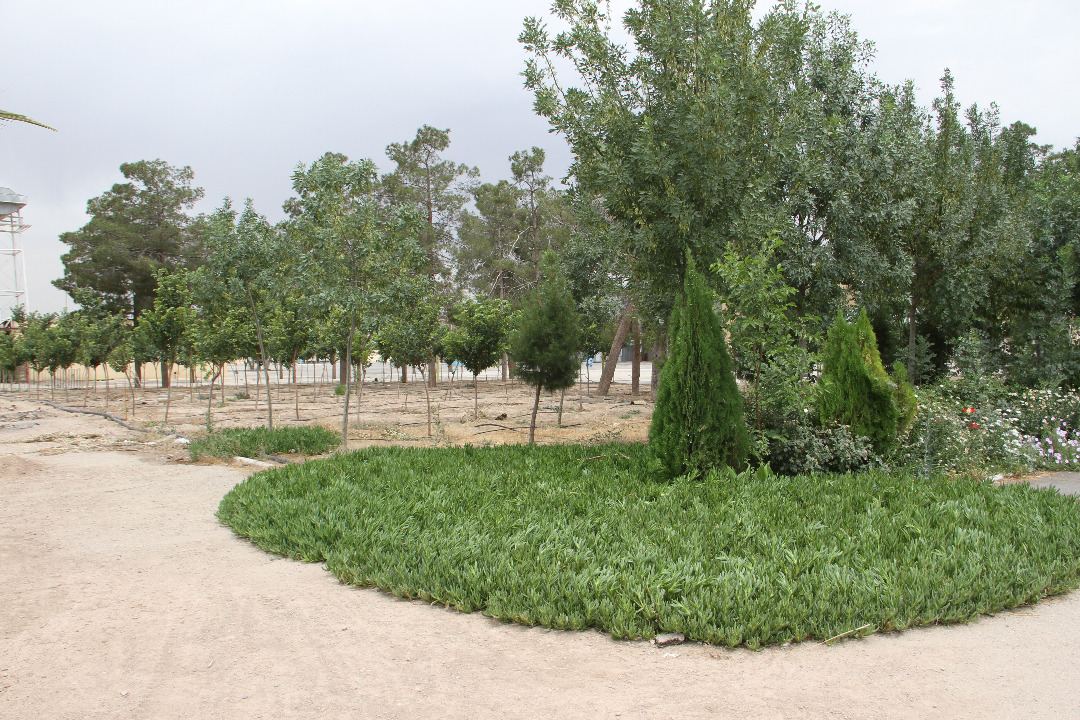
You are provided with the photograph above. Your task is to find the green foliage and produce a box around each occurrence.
[818,309,900,453]
[189,426,340,461]
[510,254,581,393]
[286,151,427,447]
[382,125,479,282]
[650,254,748,477]
[219,443,1080,648]
[767,425,877,477]
[511,253,582,442]
[54,159,203,319]
[713,235,819,453]
[952,330,1003,408]
[133,269,193,366]
[375,288,441,379]
[892,361,918,435]
[441,298,511,380]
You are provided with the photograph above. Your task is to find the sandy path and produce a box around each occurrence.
[3,399,1080,719]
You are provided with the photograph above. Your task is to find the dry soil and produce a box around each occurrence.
[2,382,1080,719]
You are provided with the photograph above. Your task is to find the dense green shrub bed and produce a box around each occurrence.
[190,426,340,461]
[218,443,1080,648]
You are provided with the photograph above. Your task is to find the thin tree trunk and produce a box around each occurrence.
[293,351,300,420]
[907,290,918,381]
[528,383,542,444]
[123,370,133,420]
[83,366,91,408]
[474,376,479,418]
[160,360,170,388]
[164,362,173,427]
[422,367,432,437]
[104,365,109,415]
[631,320,642,396]
[341,318,356,451]
[355,364,366,425]
[598,300,635,396]
[246,288,273,430]
[558,387,566,427]
[206,366,221,433]
[428,358,437,389]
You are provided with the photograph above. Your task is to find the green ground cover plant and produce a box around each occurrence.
[218,443,1080,648]
[190,426,340,461]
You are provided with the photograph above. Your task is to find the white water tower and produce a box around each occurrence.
[0,186,29,316]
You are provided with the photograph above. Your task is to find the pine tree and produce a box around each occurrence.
[818,309,900,453]
[510,253,581,444]
[649,253,748,478]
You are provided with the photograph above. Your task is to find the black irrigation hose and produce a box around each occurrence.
[0,393,161,435]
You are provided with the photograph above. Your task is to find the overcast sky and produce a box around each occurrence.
[2,0,1077,315]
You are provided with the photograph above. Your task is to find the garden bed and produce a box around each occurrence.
[218,442,1080,648]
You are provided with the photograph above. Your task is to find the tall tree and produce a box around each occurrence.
[55,159,204,322]
[382,126,478,387]
[522,1,787,322]
[134,269,194,426]
[456,180,528,302]
[286,152,426,450]
[203,198,281,429]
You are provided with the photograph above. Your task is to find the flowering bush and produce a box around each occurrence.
[890,381,1080,475]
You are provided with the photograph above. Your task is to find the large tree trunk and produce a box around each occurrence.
[597,299,635,396]
[160,361,171,388]
[428,359,437,389]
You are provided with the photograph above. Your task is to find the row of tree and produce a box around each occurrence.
[12,0,1080,472]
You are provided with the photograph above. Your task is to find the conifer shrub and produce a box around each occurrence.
[510,253,581,443]
[818,309,900,453]
[649,253,748,477]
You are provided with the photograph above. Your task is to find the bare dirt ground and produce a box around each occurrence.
[3,378,1080,719]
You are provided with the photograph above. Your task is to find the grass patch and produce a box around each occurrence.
[190,426,340,461]
[217,443,1080,647]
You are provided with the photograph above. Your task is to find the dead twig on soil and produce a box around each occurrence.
[821,623,874,645]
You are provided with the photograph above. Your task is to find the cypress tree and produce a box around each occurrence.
[818,308,900,453]
[510,253,581,444]
[649,253,748,478]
